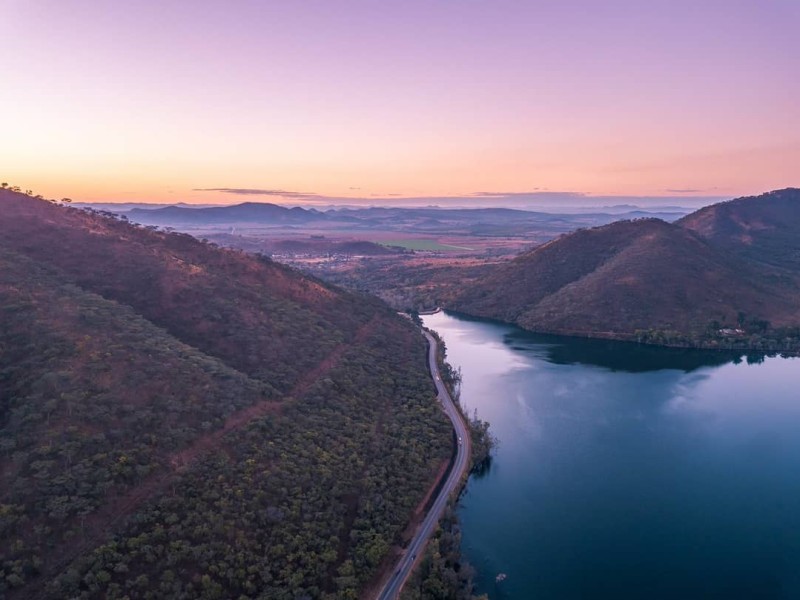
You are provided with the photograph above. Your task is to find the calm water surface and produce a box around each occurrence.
[423,311,800,600]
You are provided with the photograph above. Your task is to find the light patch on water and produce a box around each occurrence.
[513,392,542,438]
[433,311,800,599]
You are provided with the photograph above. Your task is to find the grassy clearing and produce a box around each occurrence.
[381,239,473,252]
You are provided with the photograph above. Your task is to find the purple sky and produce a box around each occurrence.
[2,0,798,205]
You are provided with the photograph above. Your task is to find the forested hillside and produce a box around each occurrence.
[451,189,800,350]
[0,190,452,598]
[679,188,800,271]
[0,190,369,392]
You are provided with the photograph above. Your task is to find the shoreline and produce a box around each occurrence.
[440,308,800,356]
[372,327,472,600]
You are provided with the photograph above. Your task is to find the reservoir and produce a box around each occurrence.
[422,311,800,600]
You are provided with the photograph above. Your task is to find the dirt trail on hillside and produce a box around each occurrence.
[24,317,380,600]
[170,316,378,470]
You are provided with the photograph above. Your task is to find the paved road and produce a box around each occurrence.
[376,329,472,600]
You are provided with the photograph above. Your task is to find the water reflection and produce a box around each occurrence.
[424,311,800,600]
[470,455,493,479]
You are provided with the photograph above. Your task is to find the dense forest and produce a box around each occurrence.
[0,189,454,598]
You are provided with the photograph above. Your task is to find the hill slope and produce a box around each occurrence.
[679,188,800,271]
[1,192,364,392]
[451,189,800,347]
[0,190,452,598]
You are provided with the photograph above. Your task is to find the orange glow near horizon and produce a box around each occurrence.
[2,1,798,206]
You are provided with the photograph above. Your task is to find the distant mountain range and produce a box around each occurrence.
[126,201,326,225]
[114,201,689,239]
[450,189,800,349]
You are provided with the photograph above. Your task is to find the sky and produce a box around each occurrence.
[1,0,798,206]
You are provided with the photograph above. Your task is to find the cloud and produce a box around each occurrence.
[194,188,318,198]
[665,188,718,193]
[471,189,541,196]
[470,190,585,198]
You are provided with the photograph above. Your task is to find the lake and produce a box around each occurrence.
[422,311,800,600]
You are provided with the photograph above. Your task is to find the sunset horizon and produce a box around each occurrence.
[3,0,797,206]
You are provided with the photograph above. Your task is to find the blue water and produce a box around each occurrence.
[423,311,800,600]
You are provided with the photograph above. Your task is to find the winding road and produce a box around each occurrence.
[375,329,472,600]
